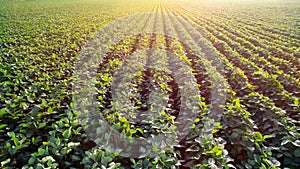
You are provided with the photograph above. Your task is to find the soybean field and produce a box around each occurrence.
[0,0,299,168]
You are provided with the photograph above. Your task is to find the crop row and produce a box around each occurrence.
[0,0,156,168]
[163,1,300,167]
[165,1,299,122]
[173,1,300,68]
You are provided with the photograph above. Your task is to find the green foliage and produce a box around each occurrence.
[0,0,299,168]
